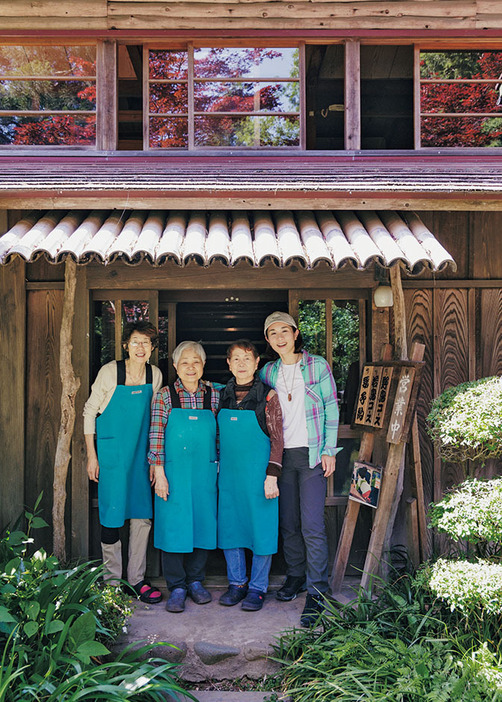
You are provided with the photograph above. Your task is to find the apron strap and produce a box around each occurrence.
[117,359,152,385]
[169,383,212,410]
[117,359,126,386]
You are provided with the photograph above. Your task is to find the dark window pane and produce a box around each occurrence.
[299,300,327,358]
[0,45,96,76]
[194,47,298,80]
[93,300,115,378]
[194,114,299,147]
[0,80,96,111]
[332,300,360,400]
[149,82,188,114]
[420,50,502,80]
[122,301,149,325]
[0,114,96,145]
[149,50,188,80]
[420,82,501,114]
[421,115,502,147]
[149,116,188,148]
[194,81,299,113]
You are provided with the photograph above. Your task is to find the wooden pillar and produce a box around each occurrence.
[0,257,26,528]
[344,39,361,150]
[71,266,89,560]
[97,39,118,151]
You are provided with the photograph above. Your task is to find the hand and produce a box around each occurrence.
[264,475,279,499]
[154,467,169,501]
[87,456,100,482]
[321,454,336,478]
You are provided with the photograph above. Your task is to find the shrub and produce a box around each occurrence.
[425,558,502,616]
[426,376,502,464]
[428,477,502,555]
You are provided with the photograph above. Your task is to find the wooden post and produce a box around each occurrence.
[330,343,393,596]
[344,39,361,150]
[53,259,81,562]
[410,414,429,561]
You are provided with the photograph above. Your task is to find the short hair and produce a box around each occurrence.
[226,339,260,360]
[122,321,158,349]
[172,340,206,366]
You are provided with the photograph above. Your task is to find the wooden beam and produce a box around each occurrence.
[0,257,25,529]
[53,259,81,562]
[345,39,361,150]
[390,263,408,361]
[97,40,118,151]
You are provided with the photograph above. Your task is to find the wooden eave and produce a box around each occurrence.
[0,154,501,210]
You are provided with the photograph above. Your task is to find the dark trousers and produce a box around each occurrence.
[161,548,208,591]
[279,447,329,595]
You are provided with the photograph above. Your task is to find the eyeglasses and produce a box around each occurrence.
[129,340,152,348]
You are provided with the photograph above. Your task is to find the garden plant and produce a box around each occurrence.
[0,496,192,702]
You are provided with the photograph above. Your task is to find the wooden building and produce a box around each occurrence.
[0,1,501,577]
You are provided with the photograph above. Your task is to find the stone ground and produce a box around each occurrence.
[114,575,359,700]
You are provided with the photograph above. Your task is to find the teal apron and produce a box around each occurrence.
[217,408,278,556]
[96,361,153,528]
[154,385,217,553]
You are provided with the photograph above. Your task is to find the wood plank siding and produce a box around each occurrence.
[0,1,500,32]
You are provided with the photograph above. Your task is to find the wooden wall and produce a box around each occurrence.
[0,0,499,32]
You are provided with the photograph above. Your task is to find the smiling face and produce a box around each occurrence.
[227,346,259,385]
[125,331,153,365]
[266,322,299,359]
[174,349,205,391]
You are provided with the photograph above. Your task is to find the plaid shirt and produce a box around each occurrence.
[148,378,220,467]
[259,351,340,469]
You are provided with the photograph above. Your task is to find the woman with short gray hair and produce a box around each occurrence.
[148,340,219,613]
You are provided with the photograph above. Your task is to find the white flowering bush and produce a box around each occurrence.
[427,376,502,464]
[429,477,502,547]
[427,558,502,616]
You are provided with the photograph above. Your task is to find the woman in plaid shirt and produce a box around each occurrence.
[259,311,340,627]
[148,341,220,613]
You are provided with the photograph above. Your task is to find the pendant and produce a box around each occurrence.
[288,393,292,401]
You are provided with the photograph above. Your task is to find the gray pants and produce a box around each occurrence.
[101,518,151,587]
[279,447,329,595]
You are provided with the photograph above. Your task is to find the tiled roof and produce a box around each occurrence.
[0,209,455,273]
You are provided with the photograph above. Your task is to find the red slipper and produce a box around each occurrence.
[133,580,163,604]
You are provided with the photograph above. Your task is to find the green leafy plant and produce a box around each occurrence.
[426,376,502,465]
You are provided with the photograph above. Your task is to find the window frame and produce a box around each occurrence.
[0,40,98,150]
[144,41,305,151]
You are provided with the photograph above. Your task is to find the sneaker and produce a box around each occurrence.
[166,587,187,613]
[300,593,324,627]
[187,581,212,605]
[241,589,265,611]
[219,584,248,606]
[276,575,307,601]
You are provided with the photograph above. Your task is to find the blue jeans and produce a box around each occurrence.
[224,548,272,594]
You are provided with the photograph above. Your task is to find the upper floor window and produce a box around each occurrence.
[147,45,301,149]
[419,50,502,147]
[0,45,96,147]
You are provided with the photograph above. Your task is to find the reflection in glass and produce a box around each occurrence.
[194,81,299,113]
[420,50,502,80]
[123,301,149,325]
[149,50,188,80]
[149,116,188,148]
[93,301,115,377]
[0,45,96,76]
[420,83,501,114]
[332,300,360,422]
[421,115,502,147]
[0,115,96,145]
[299,300,326,358]
[149,83,188,114]
[0,80,96,111]
[194,47,298,79]
[194,114,299,147]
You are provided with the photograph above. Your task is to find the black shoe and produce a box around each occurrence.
[241,589,265,611]
[276,575,307,601]
[219,584,248,606]
[300,593,324,627]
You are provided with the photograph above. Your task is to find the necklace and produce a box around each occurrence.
[281,357,298,402]
[126,360,145,385]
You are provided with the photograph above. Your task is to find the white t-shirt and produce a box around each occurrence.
[275,360,309,449]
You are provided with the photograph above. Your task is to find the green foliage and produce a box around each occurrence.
[426,376,502,464]
[428,477,502,551]
[0,503,191,702]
